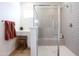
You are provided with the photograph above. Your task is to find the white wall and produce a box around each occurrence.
[30,27,38,56]
[20,3,33,30]
[0,2,20,56]
[0,2,20,30]
[62,2,79,55]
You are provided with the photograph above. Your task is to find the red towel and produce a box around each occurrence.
[11,22,16,38]
[5,21,16,40]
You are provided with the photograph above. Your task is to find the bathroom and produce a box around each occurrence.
[0,2,79,56]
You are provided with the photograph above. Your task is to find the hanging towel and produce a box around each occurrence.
[5,21,16,40]
[11,22,16,38]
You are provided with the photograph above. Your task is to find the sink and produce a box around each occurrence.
[16,30,30,36]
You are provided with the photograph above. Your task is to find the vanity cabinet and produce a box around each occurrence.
[16,36,27,49]
[16,30,31,49]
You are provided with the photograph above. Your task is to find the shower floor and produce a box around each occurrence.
[38,46,76,56]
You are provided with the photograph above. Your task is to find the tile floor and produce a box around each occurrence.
[38,46,76,56]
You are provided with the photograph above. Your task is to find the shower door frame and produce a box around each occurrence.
[33,5,61,56]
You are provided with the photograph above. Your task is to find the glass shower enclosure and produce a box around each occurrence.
[33,4,60,56]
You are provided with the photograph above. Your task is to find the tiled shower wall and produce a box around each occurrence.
[35,6,58,38]
[62,2,79,55]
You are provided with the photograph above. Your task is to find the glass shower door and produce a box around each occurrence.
[33,5,59,56]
